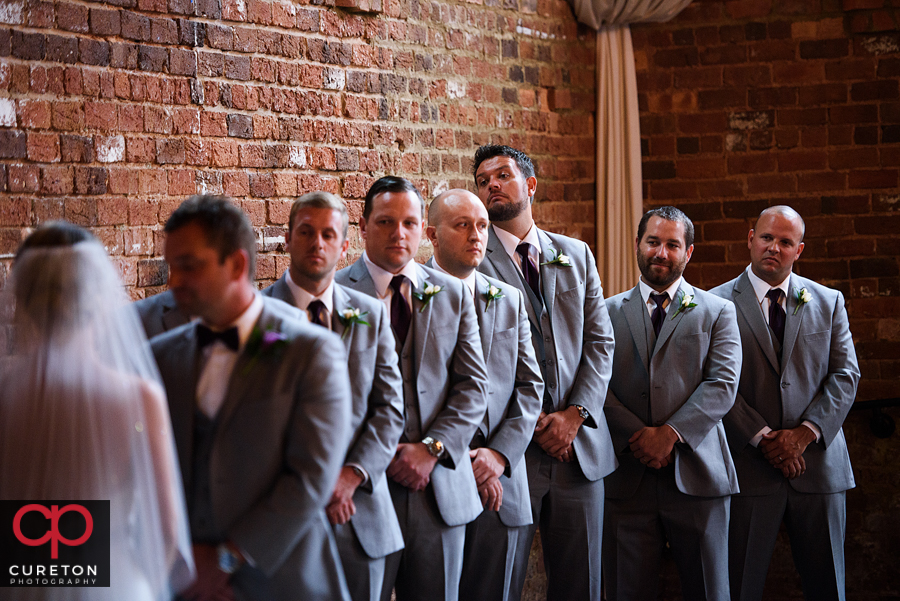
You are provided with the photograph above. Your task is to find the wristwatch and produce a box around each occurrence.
[421,436,444,458]
[572,405,590,421]
[217,543,243,575]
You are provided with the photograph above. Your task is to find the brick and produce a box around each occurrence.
[156,139,185,164]
[170,48,197,76]
[830,148,880,170]
[12,31,45,60]
[121,11,151,41]
[0,130,27,158]
[797,171,847,191]
[825,57,876,81]
[227,113,253,138]
[40,166,73,194]
[168,169,196,195]
[138,45,168,72]
[799,39,849,59]
[849,169,898,189]
[778,107,827,126]
[45,34,78,64]
[57,3,88,33]
[728,154,777,174]
[851,80,899,102]
[830,104,879,124]
[151,17,178,44]
[60,134,93,162]
[798,83,847,106]
[777,151,827,172]
[84,101,117,130]
[75,166,108,195]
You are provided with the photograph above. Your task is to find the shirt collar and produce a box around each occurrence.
[201,292,263,350]
[746,266,791,305]
[492,223,542,260]
[430,258,476,296]
[639,276,685,306]
[362,252,419,298]
[284,270,334,315]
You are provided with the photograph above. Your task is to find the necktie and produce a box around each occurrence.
[197,324,239,351]
[767,288,785,345]
[390,275,411,345]
[516,243,541,300]
[307,299,327,327]
[650,292,667,337]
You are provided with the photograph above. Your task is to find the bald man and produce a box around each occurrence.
[425,190,543,601]
[710,206,859,601]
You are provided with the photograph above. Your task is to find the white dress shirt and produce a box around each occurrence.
[285,270,334,330]
[430,258,477,297]
[196,293,264,419]
[363,252,419,322]
[745,267,821,446]
[638,276,684,316]
[492,223,542,279]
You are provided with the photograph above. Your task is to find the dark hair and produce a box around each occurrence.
[16,221,94,259]
[363,176,425,219]
[288,191,349,240]
[472,145,536,181]
[637,206,695,248]
[164,195,257,278]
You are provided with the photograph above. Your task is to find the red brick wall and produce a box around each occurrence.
[0,0,597,290]
[633,2,900,598]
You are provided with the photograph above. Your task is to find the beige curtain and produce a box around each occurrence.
[566,0,692,295]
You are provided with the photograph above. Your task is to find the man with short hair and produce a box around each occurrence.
[262,191,406,601]
[151,195,352,601]
[710,206,859,601]
[425,189,543,601]
[603,206,741,601]
[473,145,616,600]
[335,177,489,601]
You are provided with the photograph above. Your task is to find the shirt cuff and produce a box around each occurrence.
[750,426,773,448]
[346,462,369,486]
[665,424,685,444]
[801,421,821,443]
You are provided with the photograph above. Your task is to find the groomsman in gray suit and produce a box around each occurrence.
[473,145,616,600]
[334,177,489,601]
[710,206,860,601]
[603,206,741,601]
[261,191,406,601]
[424,189,544,601]
[134,288,190,338]
[151,195,352,601]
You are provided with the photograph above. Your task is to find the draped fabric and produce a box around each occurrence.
[565,0,692,295]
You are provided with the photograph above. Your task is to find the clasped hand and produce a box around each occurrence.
[759,427,815,479]
[386,442,438,491]
[182,543,235,601]
[326,466,364,526]
[629,425,677,469]
[469,447,507,511]
[534,408,583,462]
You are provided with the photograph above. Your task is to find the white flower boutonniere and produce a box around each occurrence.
[413,282,443,313]
[793,287,811,315]
[338,307,369,340]
[541,249,573,267]
[670,291,698,320]
[484,284,504,309]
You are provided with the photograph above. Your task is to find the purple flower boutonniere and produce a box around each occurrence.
[242,327,289,374]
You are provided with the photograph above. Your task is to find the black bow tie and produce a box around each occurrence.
[197,324,239,351]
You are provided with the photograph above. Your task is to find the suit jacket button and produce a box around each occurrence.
[781,382,789,388]
[549,383,556,389]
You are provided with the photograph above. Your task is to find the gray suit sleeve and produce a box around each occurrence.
[667,301,742,451]
[604,385,648,454]
[564,242,615,427]
[487,290,544,475]
[723,391,770,448]
[228,332,352,574]
[345,303,405,491]
[799,291,860,447]
[425,284,489,470]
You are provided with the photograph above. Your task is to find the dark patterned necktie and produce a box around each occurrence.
[650,292,667,337]
[390,275,411,345]
[767,288,785,345]
[307,299,327,327]
[197,324,239,351]
[516,243,541,300]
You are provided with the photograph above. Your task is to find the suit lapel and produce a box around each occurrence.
[537,229,557,319]
[654,282,692,355]
[331,284,349,342]
[347,258,379,299]
[485,228,539,329]
[734,272,780,373]
[162,292,189,330]
[622,286,651,372]
[781,277,806,370]
[474,273,494,362]
[412,264,434,379]
[269,275,295,306]
[169,327,201,487]
[216,306,275,429]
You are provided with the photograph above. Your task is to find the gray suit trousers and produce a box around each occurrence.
[729,485,846,601]
[460,510,529,601]
[333,522,386,601]
[512,444,605,601]
[603,465,731,601]
[381,481,466,601]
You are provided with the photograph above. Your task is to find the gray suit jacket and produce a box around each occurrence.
[151,296,352,599]
[604,282,741,500]
[262,274,406,558]
[134,289,190,339]
[477,226,617,482]
[710,271,859,495]
[335,259,489,527]
[425,261,544,527]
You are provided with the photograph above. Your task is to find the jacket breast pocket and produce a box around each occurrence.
[802,330,829,342]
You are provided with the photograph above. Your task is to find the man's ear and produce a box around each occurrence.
[425,225,438,247]
[228,249,250,281]
[526,176,537,200]
[359,217,367,241]
[339,237,350,261]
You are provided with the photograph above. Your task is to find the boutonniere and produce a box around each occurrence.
[338,307,370,340]
[484,284,505,309]
[670,290,698,320]
[540,249,572,267]
[413,282,443,313]
[242,327,289,374]
[793,287,811,315]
